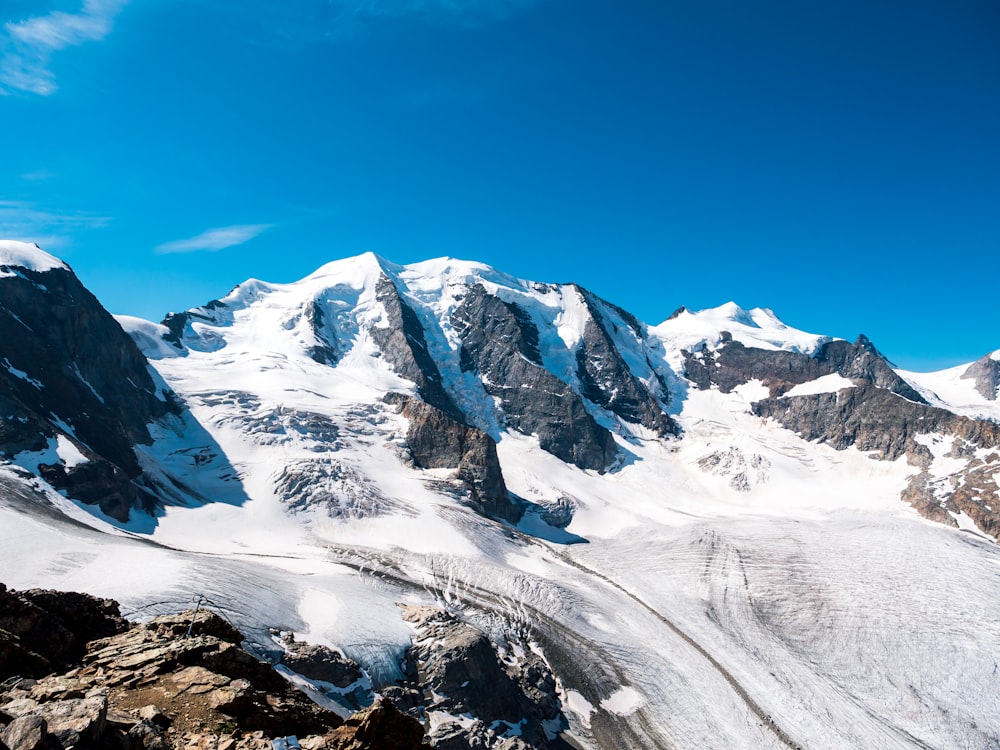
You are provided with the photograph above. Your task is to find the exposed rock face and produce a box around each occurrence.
[395,607,564,750]
[0,256,178,520]
[386,393,521,523]
[752,384,1000,536]
[275,633,364,690]
[752,384,1000,461]
[683,335,925,402]
[452,284,617,472]
[571,287,678,438]
[371,275,463,420]
[161,299,230,351]
[962,353,1000,400]
[815,336,925,403]
[682,331,1000,537]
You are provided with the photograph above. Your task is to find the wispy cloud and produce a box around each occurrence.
[155,224,274,255]
[1,0,130,95]
[0,199,110,249]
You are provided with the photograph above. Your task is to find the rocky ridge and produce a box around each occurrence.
[0,245,178,520]
[683,335,1000,536]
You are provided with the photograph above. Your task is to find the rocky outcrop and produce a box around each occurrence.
[0,587,428,750]
[385,393,521,523]
[161,299,230,351]
[752,384,1000,461]
[0,583,129,679]
[273,632,364,690]
[371,275,463,421]
[452,285,617,472]
[683,335,925,403]
[962,353,1000,401]
[392,607,564,750]
[814,335,925,403]
[0,253,178,520]
[324,698,425,750]
[572,287,677,438]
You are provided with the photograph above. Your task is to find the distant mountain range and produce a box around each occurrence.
[2,239,999,750]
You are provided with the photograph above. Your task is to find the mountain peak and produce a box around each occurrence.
[653,301,831,356]
[0,240,69,275]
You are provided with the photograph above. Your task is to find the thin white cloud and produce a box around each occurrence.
[155,224,274,255]
[0,199,110,249]
[1,0,129,95]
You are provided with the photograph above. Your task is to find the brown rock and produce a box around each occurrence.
[326,698,425,750]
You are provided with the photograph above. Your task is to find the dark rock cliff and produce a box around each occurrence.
[391,606,565,750]
[572,287,678,438]
[371,275,463,421]
[0,257,178,520]
[385,393,521,523]
[452,284,618,472]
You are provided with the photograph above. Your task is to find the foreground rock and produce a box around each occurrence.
[0,587,427,750]
[0,583,129,680]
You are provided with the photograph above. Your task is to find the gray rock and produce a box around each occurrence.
[279,641,363,689]
[0,714,48,750]
[370,274,463,420]
[962,353,1000,401]
[683,335,925,403]
[399,606,563,748]
[24,691,107,749]
[386,394,521,523]
[571,286,677,438]
[126,718,170,750]
[452,284,617,472]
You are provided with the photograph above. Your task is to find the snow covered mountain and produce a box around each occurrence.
[2,242,999,750]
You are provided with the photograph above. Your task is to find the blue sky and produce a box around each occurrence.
[1,0,997,370]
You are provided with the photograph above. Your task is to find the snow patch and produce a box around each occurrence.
[600,686,644,716]
[562,690,594,729]
[782,373,856,398]
[2,358,43,388]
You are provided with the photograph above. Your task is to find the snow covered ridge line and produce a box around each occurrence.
[3,240,1000,539]
[0,239,69,275]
